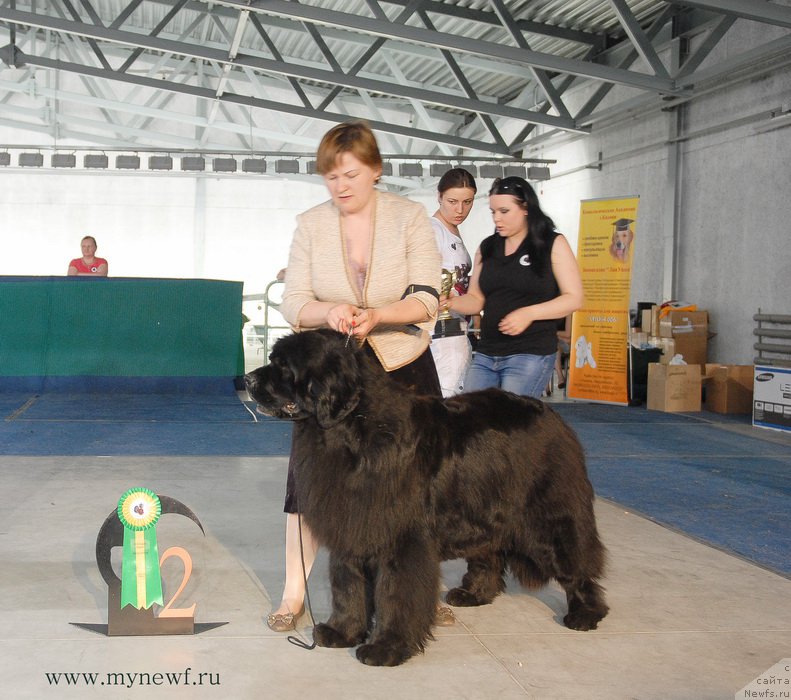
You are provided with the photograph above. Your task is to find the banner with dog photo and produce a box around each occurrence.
[567,196,639,405]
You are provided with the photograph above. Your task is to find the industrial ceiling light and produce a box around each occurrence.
[479,164,502,178]
[398,163,422,177]
[213,157,237,173]
[275,159,299,174]
[84,154,109,169]
[429,163,450,178]
[380,162,393,177]
[306,160,318,175]
[52,153,76,168]
[19,152,44,167]
[458,163,478,177]
[242,158,267,173]
[148,155,172,170]
[0,152,11,166]
[503,165,526,178]
[117,155,141,169]
[181,156,205,171]
[527,166,551,181]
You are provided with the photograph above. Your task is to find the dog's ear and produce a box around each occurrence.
[304,344,363,428]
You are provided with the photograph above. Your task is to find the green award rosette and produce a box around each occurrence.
[117,488,164,610]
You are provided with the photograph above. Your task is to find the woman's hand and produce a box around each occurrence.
[498,307,535,336]
[326,303,360,334]
[350,307,381,339]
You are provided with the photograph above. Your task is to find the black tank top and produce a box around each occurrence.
[477,231,560,356]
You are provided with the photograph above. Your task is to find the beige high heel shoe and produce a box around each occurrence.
[435,605,456,626]
[266,605,304,632]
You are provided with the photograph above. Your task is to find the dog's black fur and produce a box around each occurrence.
[245,329,608,666]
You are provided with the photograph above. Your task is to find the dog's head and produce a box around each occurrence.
[609,227,633,259]
[244,329,364,428]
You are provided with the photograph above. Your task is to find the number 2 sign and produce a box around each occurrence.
[94,489,207,636]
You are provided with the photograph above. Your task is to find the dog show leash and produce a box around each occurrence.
[289,322,354,650]
[344,319,356,348]
[286,512,317,651]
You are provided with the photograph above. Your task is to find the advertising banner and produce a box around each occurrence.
[567,196,639,405]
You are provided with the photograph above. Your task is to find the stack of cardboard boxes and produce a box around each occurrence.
[636,305,755,414]
[638,306,708,412]
[637,306,709,366]
[658,310,709,366]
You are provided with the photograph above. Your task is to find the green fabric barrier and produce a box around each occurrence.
[0,277,243,377]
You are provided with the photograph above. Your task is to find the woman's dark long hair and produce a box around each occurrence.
[483,176,557,275]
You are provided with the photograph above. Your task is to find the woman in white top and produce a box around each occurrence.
[430,168,477,396]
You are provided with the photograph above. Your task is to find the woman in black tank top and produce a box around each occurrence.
[442,176,583,397]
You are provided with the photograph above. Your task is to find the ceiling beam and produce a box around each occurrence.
[16,52,515,154]
[663,0,791,29]
[0,6,590,131]
[375,0,601,45]
[214,0,678,92]
[608,0,670,79]
[487,0,572,119]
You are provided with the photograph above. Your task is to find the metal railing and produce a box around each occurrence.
[242,279,290,364]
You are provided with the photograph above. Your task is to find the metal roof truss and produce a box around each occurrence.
[0,0,789,158]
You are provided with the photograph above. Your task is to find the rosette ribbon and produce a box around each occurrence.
[117,488,164,610]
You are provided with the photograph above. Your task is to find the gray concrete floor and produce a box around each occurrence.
[1,448,789,699]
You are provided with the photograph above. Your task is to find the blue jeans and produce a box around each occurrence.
[464,351,557,398]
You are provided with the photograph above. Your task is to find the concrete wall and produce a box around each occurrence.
[530,22,791,365]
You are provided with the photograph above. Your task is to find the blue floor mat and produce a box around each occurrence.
[571,422,791,458]
[7,393,255,422]
[0,394,33,418]
[552,403,791,576]
[0,419,292,455]
[0,393,292,455]
[587,454,790,574]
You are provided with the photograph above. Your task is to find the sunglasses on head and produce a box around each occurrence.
[490,176,527,201]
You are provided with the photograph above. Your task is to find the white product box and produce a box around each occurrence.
[753,365,791,433]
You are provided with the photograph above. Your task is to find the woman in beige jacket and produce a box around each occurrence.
[267,121,448,632]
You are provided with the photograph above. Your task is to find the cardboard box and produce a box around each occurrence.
[672,334,707,367]
[753,365,791,432]
[654,335,707,367]
[659,310,708,339]
[650,305,661,337]
[647,363,702,412]
[641,309,653,334]
[703,364,754,414]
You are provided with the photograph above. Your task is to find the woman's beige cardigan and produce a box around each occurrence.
[279,190,441,371]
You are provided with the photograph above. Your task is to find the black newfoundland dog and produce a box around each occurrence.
[246,329,607,666]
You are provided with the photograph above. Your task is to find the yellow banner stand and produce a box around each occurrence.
[567,196,639,405]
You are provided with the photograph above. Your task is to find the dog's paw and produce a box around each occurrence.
[356,642,412,667]
[445,587,486,607]
[313,622,363,648]
[563,606,607,631]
